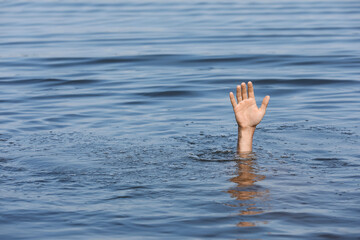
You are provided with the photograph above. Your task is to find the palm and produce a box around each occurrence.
[230,82,270,128]
[234,98,264,128]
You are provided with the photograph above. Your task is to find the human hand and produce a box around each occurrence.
[229,81,270,129]
[229,81,270,153]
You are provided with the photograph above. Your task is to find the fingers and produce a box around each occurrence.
[236,85,241,102]
[248,81,255,99]
[241,82,248,100]
[229,92,237,108]
[260,95,270,113]
[232,81,254,106]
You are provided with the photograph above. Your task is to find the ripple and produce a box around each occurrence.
[137,90,197,97]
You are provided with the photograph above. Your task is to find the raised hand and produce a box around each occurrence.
[229,81,270,152]
[229,82,270,129]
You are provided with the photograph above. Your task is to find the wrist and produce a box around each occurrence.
[238,126,256,135]
[237,126,256,153]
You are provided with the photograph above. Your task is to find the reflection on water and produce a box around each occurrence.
[228,153,268,227]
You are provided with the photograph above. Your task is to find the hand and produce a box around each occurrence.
[229,81,270,153]
[229,82,270,129]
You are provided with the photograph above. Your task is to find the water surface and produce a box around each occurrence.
[1,0,360,239]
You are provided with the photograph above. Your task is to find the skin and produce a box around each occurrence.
[229,81,270,153]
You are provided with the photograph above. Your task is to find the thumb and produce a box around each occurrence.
[260,95,270,113]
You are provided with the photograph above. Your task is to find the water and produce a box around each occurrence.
[1,0,360,239]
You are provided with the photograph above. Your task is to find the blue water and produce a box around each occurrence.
[1,0,360,239]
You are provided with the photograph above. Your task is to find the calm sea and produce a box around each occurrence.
[1,0,360,239]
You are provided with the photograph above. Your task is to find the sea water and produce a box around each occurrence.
[1,0,360,239]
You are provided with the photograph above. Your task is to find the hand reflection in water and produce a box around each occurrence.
[228,153,269,227]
